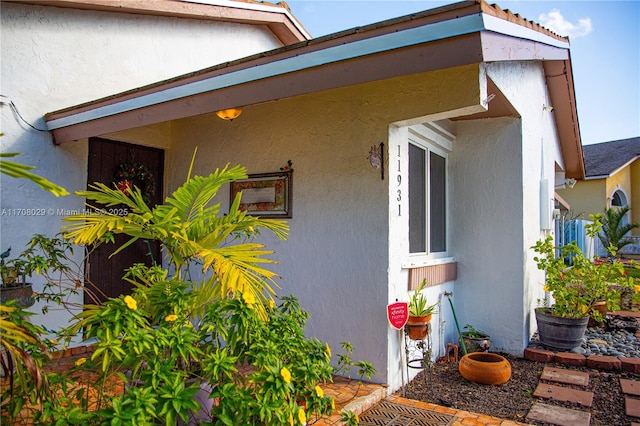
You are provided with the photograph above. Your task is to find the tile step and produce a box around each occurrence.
[526,402,591,426]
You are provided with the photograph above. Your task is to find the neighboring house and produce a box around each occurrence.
[557,137,640,254]
[2,0,585,392]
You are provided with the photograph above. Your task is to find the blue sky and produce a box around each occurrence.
[286,1,640,145]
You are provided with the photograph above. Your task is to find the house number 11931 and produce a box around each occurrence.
[397,144,402,216]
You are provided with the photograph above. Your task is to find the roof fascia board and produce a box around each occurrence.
[46,13,488,131]
[482,14,569,49]
[554,191,571,210]
[180,0,310,40]
[544,59,584,179]
[5,0,310,43]
[47,11,571,132]
[49,42,484,143]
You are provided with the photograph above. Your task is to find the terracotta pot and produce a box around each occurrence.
[405,314,432,340]
[458,352,511,385]
[588,301,608,327]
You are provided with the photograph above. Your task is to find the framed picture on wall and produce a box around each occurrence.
[230,171,292,218]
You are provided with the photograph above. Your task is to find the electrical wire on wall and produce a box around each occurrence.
[0,95,50,133]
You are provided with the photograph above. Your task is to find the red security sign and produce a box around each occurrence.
[387,302,409,330]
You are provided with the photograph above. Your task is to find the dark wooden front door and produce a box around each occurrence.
[85,138,164,304]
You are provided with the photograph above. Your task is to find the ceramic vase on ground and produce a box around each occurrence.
[458,352,511,385]
[405,314,432,340]
[535,307,589,351]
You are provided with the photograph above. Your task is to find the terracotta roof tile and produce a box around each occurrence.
[482,1,569,43]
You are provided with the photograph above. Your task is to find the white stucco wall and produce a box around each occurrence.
[450,61,563,355]
[0,2,285,340]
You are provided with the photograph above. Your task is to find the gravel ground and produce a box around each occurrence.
[399,353,640,426]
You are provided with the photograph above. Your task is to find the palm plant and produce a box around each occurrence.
[0,152,68,197]
[62,152,288,319]
[596,207,639,258]
[0,303,52,418]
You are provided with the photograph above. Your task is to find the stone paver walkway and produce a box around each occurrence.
[526,366,593,426]
[622,378,640,422]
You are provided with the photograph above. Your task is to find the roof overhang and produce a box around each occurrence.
[3,0,310,45]
[544,59,585,179]
[42,0,584,178]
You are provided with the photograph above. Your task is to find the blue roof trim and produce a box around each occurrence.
[46,12,569,130]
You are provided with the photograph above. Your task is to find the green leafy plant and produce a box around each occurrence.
[0,152,68,197]
[0,302,53,420]
[0,149,67,421]
[2,153,376,425]
[62,155,288,320]
[596,207,639,259]
[408,279,437,317]
[1,154,377,425]
[461,324,487,339]
[532,216,639,319]
[340,409,360,426]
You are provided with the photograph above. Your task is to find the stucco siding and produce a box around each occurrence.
[448,61,563,355]
[451,118,525,352]
[563,179,607,219]
[606,168,633,209]
[632,161,640,235]
[559,162,639,235]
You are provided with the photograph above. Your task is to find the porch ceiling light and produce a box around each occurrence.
[215,108,243,121]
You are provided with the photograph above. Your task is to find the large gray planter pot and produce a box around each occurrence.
[535,308,589,351]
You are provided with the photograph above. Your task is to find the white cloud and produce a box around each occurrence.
[538,9,593,39]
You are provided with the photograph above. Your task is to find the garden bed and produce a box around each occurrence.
[400,353,639,426]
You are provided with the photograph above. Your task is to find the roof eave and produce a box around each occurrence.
[2,0,311,44]
[544,58,585,180]
[43,0,578,150]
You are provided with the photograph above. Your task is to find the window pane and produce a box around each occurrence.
[409,144,426,253]
[430,151,446,252]
[611,191,624,207]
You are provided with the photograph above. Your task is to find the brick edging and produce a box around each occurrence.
[51,344,97,360]
[524,347,640,373]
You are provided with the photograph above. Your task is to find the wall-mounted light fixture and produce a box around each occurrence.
[555,178,577,189]
[482,93,496,107]
[215,107,243,121]
[368,142,384,180]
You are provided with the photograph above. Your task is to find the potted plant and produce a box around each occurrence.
[461,324,491,353]
[531,215,637,350]
[406,279,437,341]
[0,247,34,308]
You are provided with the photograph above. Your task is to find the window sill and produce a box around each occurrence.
[402,257,456,268]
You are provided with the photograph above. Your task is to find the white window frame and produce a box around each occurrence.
[407,124,451,263]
